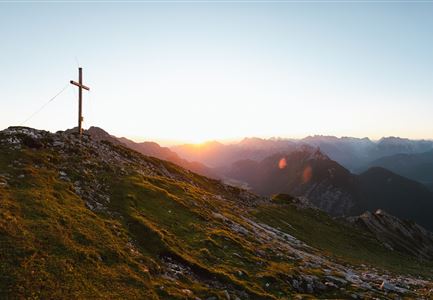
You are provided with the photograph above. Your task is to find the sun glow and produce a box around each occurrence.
[2,4,433,141]
[183,136,211,145]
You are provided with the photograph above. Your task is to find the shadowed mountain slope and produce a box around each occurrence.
[356,167,433,229]
[363,150,433,186]
[225,149,433,230]
[226,149,357,216]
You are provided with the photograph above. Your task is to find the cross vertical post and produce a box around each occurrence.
[78,67,83,135]
[70,67,90,136]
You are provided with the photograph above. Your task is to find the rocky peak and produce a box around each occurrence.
[292,145,329,161]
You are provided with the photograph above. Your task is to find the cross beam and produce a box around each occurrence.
[70,67,90,136]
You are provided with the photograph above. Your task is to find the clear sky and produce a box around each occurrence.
[1,1,432,144]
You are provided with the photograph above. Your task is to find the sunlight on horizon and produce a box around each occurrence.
[1,3,433,142]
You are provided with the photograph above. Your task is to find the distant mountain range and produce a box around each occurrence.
[172,135,433,172]
[302,136,433,171]
[223,148,433,231]
[172,137,298,168]
[362,150,433,188]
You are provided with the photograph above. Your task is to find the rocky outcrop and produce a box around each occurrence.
[348,209,433,260]
[63,126,219,179]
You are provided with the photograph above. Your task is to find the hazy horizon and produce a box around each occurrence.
[129,133,433,147]
[1,2,433,142]
[4,124,432,147]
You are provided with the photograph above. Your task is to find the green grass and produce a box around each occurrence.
[253,196,433,278]
[107,173,278,299]
[0,140,278,299]
[0,179,156,298]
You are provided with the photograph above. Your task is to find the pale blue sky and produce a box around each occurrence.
[1,1,432,144]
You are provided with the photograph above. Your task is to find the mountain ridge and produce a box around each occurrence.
[65,126,219,179]
[171,135,433,172]
[347,209,433,261]
[224,148,433,231]
[363,150,433,186]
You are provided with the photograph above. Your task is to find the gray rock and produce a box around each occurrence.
[223,290,230,300]
[325,281,337,289]
[291,279,300,290]
[314,281,327,291]
[380,281,407,293]
[325,275,348,285]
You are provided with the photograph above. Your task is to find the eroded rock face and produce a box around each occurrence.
[348,209,433,260]
[294,181,356,216]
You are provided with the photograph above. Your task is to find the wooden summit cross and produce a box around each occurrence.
[70,67,90,136]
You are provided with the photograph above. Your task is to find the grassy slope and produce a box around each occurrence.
[0,133,286,299]
[0,148,155,299]
[253,195,433,278]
